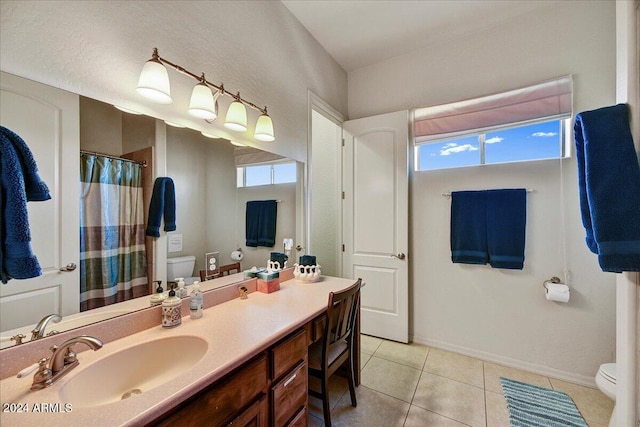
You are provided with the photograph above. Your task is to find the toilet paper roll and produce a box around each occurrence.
[545,282,570,303]
[231,250,244,261]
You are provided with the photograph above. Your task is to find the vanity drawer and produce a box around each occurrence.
[285,406,307,427]
[271,328,307,380]
[271,360,307,427]
[153,354,267,427]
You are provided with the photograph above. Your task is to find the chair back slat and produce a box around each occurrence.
[323,279,361,363]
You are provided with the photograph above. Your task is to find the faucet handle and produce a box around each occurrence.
[17,360,41,378]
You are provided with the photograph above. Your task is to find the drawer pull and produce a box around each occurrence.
[284,373,297,387]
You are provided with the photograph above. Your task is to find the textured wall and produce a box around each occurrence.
[348,1,617,381]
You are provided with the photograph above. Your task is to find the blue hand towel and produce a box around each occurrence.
[145,177,176,237]
[246,200,278,247]
[574,104,640,272]
[450,191,488,265]
[486,189,527,270]
[0,126,51,283]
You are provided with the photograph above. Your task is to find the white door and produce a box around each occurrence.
[0,72,80,332]
[343,110,409,343]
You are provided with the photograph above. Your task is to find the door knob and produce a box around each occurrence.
[391,253,406,260]
[295,245,304,251]
[59,263,77,272]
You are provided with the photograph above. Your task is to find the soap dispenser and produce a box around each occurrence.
[176,277,187,298]
[150,281,166,306]
[189,281,203,319]
[162,284,182,328]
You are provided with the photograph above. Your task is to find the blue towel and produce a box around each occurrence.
[574,104,640,272]
[486,189,527,270]
[450,191,489,265]
[0,126,51,283]
[246,200,277,247]
[145,177,176,237]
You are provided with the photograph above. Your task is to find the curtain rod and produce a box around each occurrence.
[80,150,147,167]
[441,188,534,198]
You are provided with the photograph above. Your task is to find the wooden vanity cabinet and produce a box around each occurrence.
[269,329,308,427]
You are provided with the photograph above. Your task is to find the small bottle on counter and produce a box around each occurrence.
[189,281,203,319]
[162,284,182,328]
[150,281,166,306]
[176,277,187,298]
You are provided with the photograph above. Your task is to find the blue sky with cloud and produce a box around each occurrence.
[418,119,561,170]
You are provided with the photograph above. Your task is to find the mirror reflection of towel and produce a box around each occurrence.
[246,200,277,247]
[145,177,176,237]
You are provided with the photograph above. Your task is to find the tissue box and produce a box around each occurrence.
[244,268,266,279]
[257,270,279,281]
[257,277,280,293]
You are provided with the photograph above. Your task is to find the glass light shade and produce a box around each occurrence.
[188,83,217,120]
[254,113,275,142]
[136,59,172,104]
[224,100,248,132]
[201,131,220,139]
[230,140,246,147]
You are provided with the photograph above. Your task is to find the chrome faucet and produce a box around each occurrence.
[27,335,103,390]
[30,313,62,341]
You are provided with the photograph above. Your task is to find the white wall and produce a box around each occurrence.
[349,1,616,382]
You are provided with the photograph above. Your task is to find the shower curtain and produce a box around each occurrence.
[80,153,148,311]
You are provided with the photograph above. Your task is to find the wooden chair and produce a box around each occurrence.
[308,278,361,427]
[218,262,241,277]
[198,269,217,282]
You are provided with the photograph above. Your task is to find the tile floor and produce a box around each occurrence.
[308,335,614,427]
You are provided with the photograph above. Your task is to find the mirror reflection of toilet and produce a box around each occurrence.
[166,255,200,285]
[595,363,616,426]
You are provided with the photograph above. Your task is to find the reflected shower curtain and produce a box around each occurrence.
[79,154,148,311]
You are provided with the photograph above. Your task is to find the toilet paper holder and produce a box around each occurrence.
[542,276,562,290]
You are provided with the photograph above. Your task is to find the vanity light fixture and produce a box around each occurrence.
[136,49,172,104]
[137,48,275,141]
[254,108,275,142]
[188,74,218,120]
[224,93,248,132]
[230,140,246,147]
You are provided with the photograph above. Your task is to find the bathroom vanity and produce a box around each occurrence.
[0,275,359,427]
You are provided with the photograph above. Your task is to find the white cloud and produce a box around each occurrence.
[440,144,478,156]
[532,132,557,137]
[485,136,503,144]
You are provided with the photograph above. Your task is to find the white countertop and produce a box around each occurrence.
[0,276,356,426]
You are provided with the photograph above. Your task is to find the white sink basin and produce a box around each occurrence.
[59,335,208,408]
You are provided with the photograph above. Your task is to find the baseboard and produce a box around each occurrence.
[411,334,597,389]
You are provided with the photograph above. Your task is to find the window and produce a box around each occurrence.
[416,118,569,171]
[413,76,573,171]
[237,161,297,187]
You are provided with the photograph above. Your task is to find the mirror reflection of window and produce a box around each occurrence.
[237,161,297,188]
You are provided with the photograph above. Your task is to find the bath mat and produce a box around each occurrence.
[500,377,587,427]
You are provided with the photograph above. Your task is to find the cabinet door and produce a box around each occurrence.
[225,395,267,427]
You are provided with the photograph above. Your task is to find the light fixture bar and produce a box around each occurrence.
[151,48,268,115]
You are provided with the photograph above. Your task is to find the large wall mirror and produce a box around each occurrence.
[0,72,302,348]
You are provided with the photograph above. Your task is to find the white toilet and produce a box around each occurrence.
[595,363,616,427]
[166,255,200,285]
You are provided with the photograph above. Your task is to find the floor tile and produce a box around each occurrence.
[360,351,372,369]
[404,404,468,427]
[308,375,349,420]
[373,340,429,369]
[549,379,614,425]
[412,372,486,426]
[330,385,410,427]
[361,334,382,355]
[483,362,552,394]
[308,413,324,427]
[360,356,421,402]
[424,348,484,388]
[485,391,510,427]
